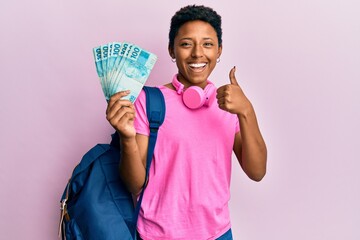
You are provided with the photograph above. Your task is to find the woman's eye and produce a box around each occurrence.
[204,42,214,47]
[180,42,191,47]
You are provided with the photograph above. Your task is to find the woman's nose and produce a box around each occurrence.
[191,45,203,58]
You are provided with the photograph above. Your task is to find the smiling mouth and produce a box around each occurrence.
[188,63,207,72]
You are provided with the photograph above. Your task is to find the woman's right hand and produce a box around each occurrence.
[106,90,136,139]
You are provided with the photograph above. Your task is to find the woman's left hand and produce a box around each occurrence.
[216,66,253,115]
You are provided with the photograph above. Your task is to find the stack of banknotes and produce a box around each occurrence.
[93,42,157,102]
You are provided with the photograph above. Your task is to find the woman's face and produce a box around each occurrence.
[169,20,222,89]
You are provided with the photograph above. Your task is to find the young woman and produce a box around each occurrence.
[106,5,267,240]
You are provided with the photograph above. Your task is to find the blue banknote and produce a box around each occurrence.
[113,45,157,102]
[93,46,107,96]
[107,42,121,81]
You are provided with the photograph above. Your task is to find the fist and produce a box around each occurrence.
[216,66,252,115]
[106,90,136,139]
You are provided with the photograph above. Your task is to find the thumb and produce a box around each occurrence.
[229,66,239,86]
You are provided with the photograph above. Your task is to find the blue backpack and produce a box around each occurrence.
[58,86,165,240]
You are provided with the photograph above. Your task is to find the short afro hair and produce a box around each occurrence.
[168,5,222,49]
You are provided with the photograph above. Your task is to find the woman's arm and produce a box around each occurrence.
[233,106,267,181]
[217,67,267,181]
[106,90,149,195]
[118,134,148,195]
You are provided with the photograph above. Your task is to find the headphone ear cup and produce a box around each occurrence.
[183,86,205,109]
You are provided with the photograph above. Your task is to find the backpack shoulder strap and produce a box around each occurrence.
[142,86,166,174]
[71,144,110,178]
[133,86,165,225]
[61,144,110,200]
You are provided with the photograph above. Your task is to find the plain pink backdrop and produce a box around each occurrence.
[1,0,359,239]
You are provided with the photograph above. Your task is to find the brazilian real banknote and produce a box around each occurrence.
[93,42,157,102]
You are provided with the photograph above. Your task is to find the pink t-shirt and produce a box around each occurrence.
[134,85,240,240]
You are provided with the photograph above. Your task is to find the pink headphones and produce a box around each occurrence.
[172,74,216,109]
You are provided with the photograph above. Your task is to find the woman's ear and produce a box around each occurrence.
[168,46,175,59]
[217,44,223,59]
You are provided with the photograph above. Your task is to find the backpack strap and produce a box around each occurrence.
[133,86,166,228]
[60,144,110,201]
[143,86,166,181]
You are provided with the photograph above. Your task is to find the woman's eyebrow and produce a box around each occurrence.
[179,37,193,41]
[179,37,214,41]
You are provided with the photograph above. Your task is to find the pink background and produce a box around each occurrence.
[1,0,359,239]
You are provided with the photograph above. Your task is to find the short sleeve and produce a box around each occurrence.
[134,90,150,136]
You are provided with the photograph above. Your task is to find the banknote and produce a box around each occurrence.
[107,42,121,81]
[100,44,111,96]
[93,46,107,97]
[113,46,157,102]
[106,42,113,81]
[93,41,157,101]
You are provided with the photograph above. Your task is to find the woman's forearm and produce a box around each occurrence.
[237,106,267,181]
[119,136,146,195]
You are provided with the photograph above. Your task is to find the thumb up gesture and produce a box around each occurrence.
[216,66,252,115]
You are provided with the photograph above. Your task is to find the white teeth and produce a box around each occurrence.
[189,63,206,68]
